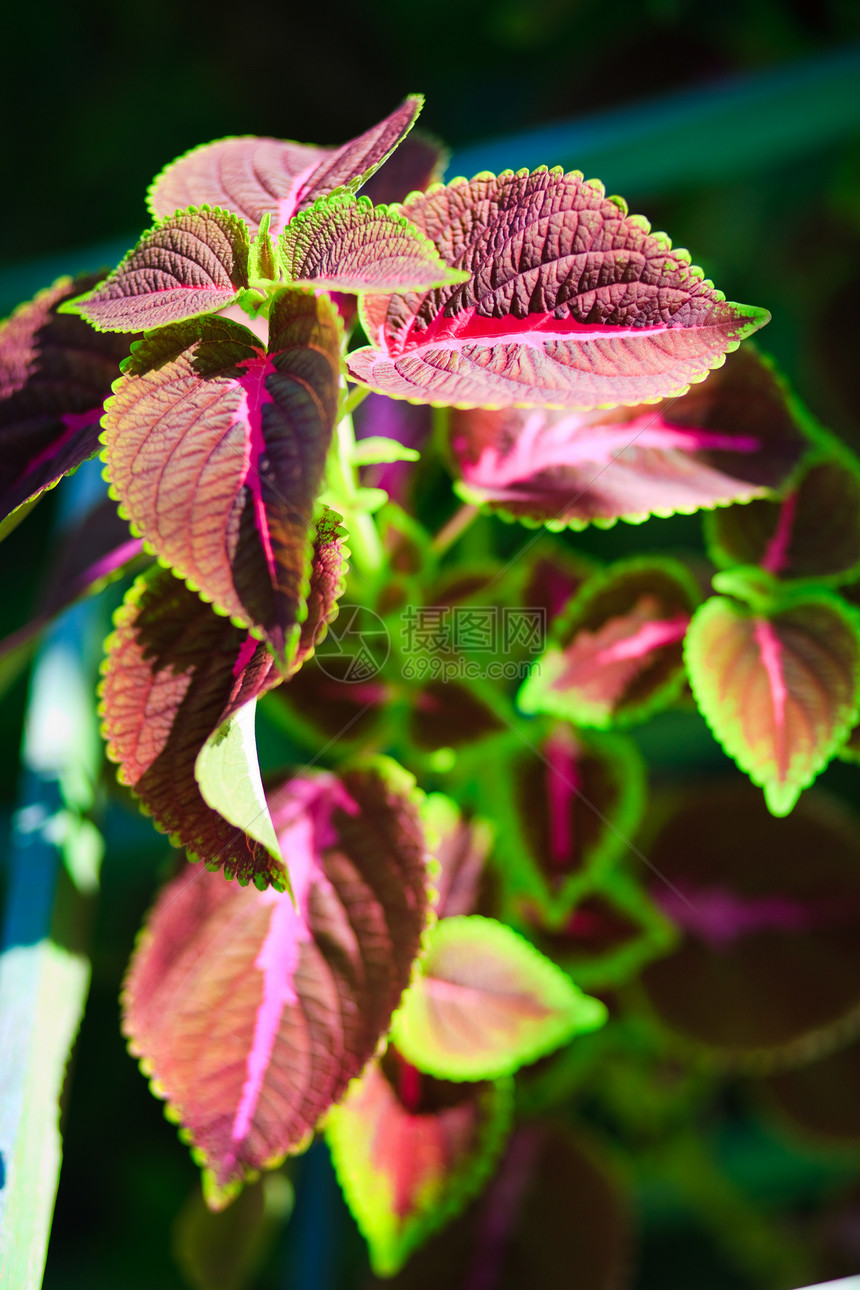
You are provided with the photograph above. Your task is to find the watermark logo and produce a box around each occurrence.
[401,605,545,682]
[315,605,390,683]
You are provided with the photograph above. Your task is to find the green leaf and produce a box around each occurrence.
[326,1057,512,1276]
[194,698,285,892]
[351,436,421,466]
[390,915,606,1081]
[685,592,860,816]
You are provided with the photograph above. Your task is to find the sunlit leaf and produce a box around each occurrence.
[349,169,768,410]
[391,915,606,1080]
[279,194,467,293]
[148,98,424,237]
[519,558,697,728]
[66,208,251,332]
[685,592,860,815]
[102,290,341,667]
[123,758,430,1206]
[326,1053,512,1275]
[0,274,132,530]
[447,346,808,526]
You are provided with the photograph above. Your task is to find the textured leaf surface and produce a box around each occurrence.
[706,452,860,584]
[102,291,341,665]
[101,567,283,885]
[685,593,860,815]
[519,559,696,728]
[366,1127,631,1290]
[641,784,860,1060]
[280,195,466,293]
[349,169,768,410]
[69,209,251,332]
[123,759,430,1203]
[361,133,448,207]
[326,1054,511,1275]
[148,98,423,238]
[391,915,606,1080]
[0,275,132,527]
[289,506,349,676]
[448,346,808,526]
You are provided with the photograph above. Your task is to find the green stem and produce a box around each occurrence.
[431,503,479,555]
[338,383,371,421]
[324,411,383,577]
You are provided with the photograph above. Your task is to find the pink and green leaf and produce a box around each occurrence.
[279,194,467,294]
[705,449,860,584]
[390,914,606,1081]
[289,505,350,676]
[348,169,769,411]
[684,592,860,816]
[100,566,284,886]
[640,783,860,1060]
[477,726,646,921]
[519,558,698,728]
[364,1127,632,1290]
[147,98,423,238]
[0,274,133,529]
[325,1053,512,1276]
[423,794,494,919]
[122,757,431,1206]
[64,208,251,333]
[102,289,341,667]
[447,346,808,528]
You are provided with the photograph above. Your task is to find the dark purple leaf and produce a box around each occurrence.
[641,783,860,1060]
[0,274,133,529]
[364,1127,632,1290]
[706,451,860,584]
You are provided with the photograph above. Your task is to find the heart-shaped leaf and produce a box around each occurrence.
[102,289,341,667]
[390,914,606,1081]
[101,566,284,886]
[685,592,860,815]
[148,97,423,237]
[123,758,431,1206]
[473,726,646,920]
[348,169,768,410]
[326,1053,512,1276]
[705,449,860,584]
[640,783,860,1062]
[519,558,697,728]
[279,194,468,294]
[0,274,133,530]
[66,208,251,332]
[447,346,808,526]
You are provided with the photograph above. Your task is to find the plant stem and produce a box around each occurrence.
[338,383,370,421]
[431,502,480,555]
[325,412,383,577]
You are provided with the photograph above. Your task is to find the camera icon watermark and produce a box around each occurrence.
[315,604,545,684]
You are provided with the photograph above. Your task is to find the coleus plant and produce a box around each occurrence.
[3,91,860,1286]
